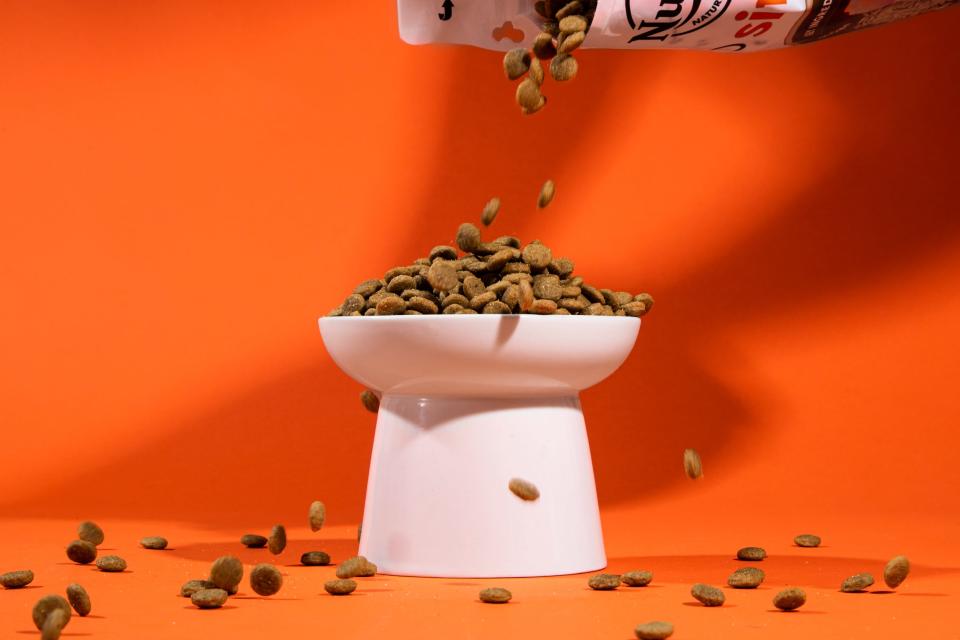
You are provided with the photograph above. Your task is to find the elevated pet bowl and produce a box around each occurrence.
[319,315,640,577]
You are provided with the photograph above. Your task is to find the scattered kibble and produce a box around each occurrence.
[588,573,620,590]
[737,546,766,561]
[0,569,33,589]
[683,449,702,479]
[241,534,267,548]
[336,556,377,579]
[95,556,127,572]
[140,536,168,550]
[360,389,380,413]
[324,578,357,595]
[537,180,556,209]
[209,556,243,592]
[883,555,910,588]
[191,588,228,609]
[41,607,68,640]
[77,521,104,546]
[250,564,283,596]
[309,500,326,532]
[773,587,807,611]
[794,534,821,547]
[32,594,71,631]
[508,477,540,501]
[181,580,218,597]
[65,584,91,617]
[268,524,287,555]
[479,587,512,603]
[621,570,653,587]
[635,621,674,640]
[690,583,725,606]
[727,567,765,589]
[840,573,874,592]
[300,551,331,566]
[66,540,97,565]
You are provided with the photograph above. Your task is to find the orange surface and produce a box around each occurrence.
[2,2,960,638]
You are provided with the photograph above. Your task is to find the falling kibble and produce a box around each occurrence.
[479,587,512,603]
[95,556,127,572]
[727,567,765,589]
[77,521,104,546]
[794,534,821,548]
[840,573,874,592]
[308,500,326,532]
[537,180,556,208]
[635,621,674,640]
[65,584,91,617]
[773,587,807,611]
[140,536,168,550]
[191,588,228,609]
[883,555,910,588]
[300,551,331,566]
[324,578,357,596]
[683,449,702,479]
[32,595,72,631]
[621,570,653,587]
[588,574,621,590]
[690,583,725,606]
[66,540,97,565]
[268,524,287,555]
[0,570,34,589]
[360,389,380,413]
[241,534,267,548]
[508,478,540,501]
[503,48,531,80]
[250,564,283,597]
[736,546,766,561]
[481,197,501,226]
[41,608,68,640]
[549,54,578,81]
[209,556,244,592]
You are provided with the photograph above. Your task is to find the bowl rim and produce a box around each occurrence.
[318,314,642,321]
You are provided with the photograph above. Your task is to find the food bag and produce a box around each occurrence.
[398,0,957,52]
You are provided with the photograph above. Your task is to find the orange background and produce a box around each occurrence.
[2,2,959,638]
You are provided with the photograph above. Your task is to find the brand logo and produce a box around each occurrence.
[625,0,732,41]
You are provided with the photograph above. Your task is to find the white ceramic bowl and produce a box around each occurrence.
[319,315,640,577]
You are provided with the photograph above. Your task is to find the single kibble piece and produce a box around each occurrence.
[301,551,331,566]
[559,30,585,53]
[241,534,268,548]
[727,567,765,589]
[268,524,287,555]
[508,477,540,501]
[191,588,228,609]
[181,579,218,597]
[95,556,126,572]
[360,389,380,413]
[556,1,584,19]
[550,53,578,81]
[250,564,283,596]
[621,570,653,587]
[737,546,766,561]
[66,540,97,565]
[456,222,482,253]
[883,555,910,589]
[537,180,556,209]
[140,536,168,550]
[0,569,34,589]
[77,521,104,546]
[588,573,621,590]
[532,32,557,59]
[479,587,512,603]
[691,583,725,606]
[516,77,544,112]
[336,556,377,579]
[683,448,703,479]
[519,278,534,311]
[522,243,552,270]
[635,621,674,640]
[503,48,531,80]
[309,500,326,532]
[840,573,874,592]
[65,584,91,617]
[209,556,244,592]
[529,57,544,85]
[325,578,357,595]
[32,594,72,631]
[773,587,807,611]
[428,260,458,292]
[41,608,68,640]
[794,534,821,548]
[559,14,588,32]
[376,294,406,315]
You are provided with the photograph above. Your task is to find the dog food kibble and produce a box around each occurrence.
[456,222,482,253]
[537,180,556,209]
[32,594,72,631]
[794,534,821,547]
[529,57,544,84]
[336,556,377,579]
[479,587,512,603]
[325,578,358,595]
[180,580,218,597]
[635,621,674,640]
[550,54,578,81]
[841,572,875,592]
[773,587,807,611]
[41,607,68,640]
[95,555,127,572]
[516,77,545,114]
[309,500,326,532]
[66,540,97,565]
[0,569,33,589]
[427,260,458,292]
[727,567,765,589]
[65,584,91,616]
[210,556,244,592]
[268,524,287,555]
[301,551,331,566]
[360,389,380,413]
[503,48,531,80]
[588,573,621,590]
[77,521,104,546]
[508,477,540,501]
[191,588,228,609]
[737,546,766,561]
[250,564,283,596]
[683,448,703,479]
[883,555,910,588]
[140,536,168,550]
[241,534,268,548]
[691,583,725,606]
[621,570,654,587]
